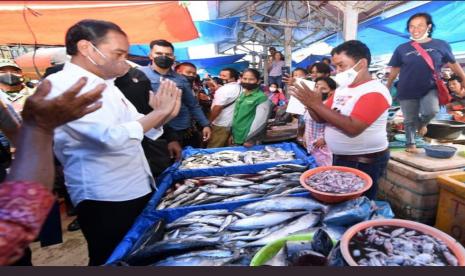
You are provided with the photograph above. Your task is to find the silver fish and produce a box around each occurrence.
[227,211,306,231]
[236,196,328,215]
[243,213,321,247]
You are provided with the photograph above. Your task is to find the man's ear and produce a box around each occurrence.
[77,40,91,57]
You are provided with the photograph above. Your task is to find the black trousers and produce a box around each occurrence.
[76,192,152,266]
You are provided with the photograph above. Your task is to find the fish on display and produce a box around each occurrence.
[180,146,296,169]
[156,164,310,210]
[125,196,333,266]
[306,170,365,194]
[349,225,459,266]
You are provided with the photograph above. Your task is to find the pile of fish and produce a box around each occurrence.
[120,196,351,266]
[156,164,309,209]
[180,146,296,169]
[349,226,459,266]
[306,170,365,194]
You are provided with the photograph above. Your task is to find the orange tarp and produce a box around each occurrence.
[0,1,199,45]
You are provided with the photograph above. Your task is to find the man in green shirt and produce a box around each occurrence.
[231,69,271,147]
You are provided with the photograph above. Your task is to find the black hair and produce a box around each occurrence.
[314,76,337,90]
[149,39,175,51]
[292,67,307,75]
[220,67,240,80]
[269,47,276,51]
[269,83,279,87]
[175,62,197,71]
[406,12,435,37]
[242,68,260,80]
[274,51,285,61]
[447,74,462,83]
[331,40,371,66]
[308,62,331,75]
[322,57,331,63]
[65,19,127,55]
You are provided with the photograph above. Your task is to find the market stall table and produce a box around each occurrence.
[378,145,465,225]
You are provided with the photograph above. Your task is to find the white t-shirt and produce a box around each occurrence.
[324,80,392,155]
[211,82,241,127]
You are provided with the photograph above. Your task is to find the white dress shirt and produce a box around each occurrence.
[46,62,162,206]
[211,82,241,127]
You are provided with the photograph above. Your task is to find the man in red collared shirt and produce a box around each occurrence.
[289,40,392,199]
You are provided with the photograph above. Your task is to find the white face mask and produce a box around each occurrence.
[333,60,361,88]
[410,27,430,42]
[269,87,277,92]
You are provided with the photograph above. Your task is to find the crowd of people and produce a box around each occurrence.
[0,11,464,266]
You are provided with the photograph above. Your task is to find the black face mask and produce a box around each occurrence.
[322,93,329,101]
[0,73,23,86]
[185,75,196,84]
[153,56,174,69]
[215,78,224,86]
[241,83,259,91]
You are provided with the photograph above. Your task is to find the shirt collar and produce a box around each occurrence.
[244,87,260,95]
[148,64,175,77]
[63,62,118,84]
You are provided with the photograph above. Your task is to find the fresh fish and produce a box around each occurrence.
[244,213,321,247]
[218,215,235,232]
[180,146,295,169]
[183,209,230,218]
[153,256,233,266]
[227,211,306,231]
[236,197,328,215]
[123,219,166,260]
[310,229,334,257]
[286,246,327,266]
[199,185,253,196]
[327,241,346,267]
[214,179,255,187]
[264,247,288,266]
[222,193,263,202]
[124,239,218,266]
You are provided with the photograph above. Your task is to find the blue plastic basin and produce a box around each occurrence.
[424,145,457,159]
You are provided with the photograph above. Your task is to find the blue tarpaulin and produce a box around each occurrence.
[325,1,465,57]
[172,142,315,180]
[177,54,246,70]
[204,61,250,76]
[128,53,247,70]
[129,17,240,60]
[174,17,240,48]
[291,54,331,70]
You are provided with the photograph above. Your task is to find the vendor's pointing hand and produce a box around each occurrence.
[288,80,322,109]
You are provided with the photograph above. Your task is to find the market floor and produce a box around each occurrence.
[30,203,88,266]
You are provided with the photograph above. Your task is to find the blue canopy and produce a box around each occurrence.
[325,1,465,57]
[178,54,246,69]
[292,54,331,69]
[129,17,240,60]
[204,61,250,76]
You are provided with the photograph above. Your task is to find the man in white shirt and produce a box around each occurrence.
[207,68,241,148]
[45,19,181,265]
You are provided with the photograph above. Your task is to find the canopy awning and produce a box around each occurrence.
[0,1,198,45]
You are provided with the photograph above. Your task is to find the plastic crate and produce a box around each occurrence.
[436,172,465,246]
